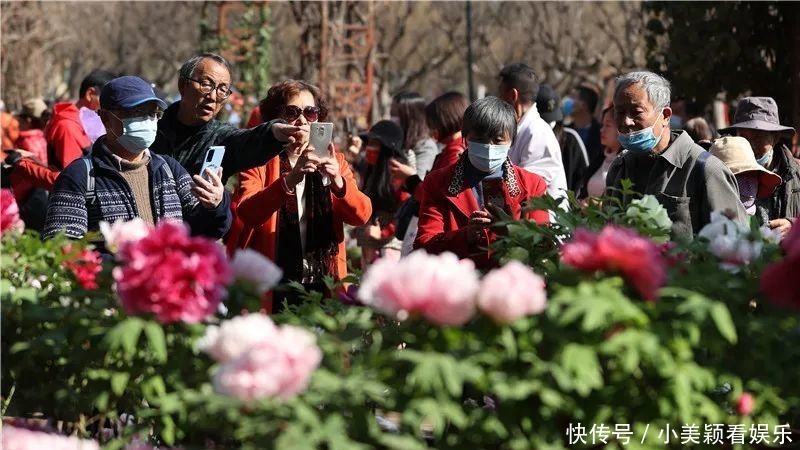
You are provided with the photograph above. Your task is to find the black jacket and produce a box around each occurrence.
[151,101,285,183]
[569,118,603,165]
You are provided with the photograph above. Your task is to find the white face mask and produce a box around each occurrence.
[467,141,509,173]
[110,114,158,153]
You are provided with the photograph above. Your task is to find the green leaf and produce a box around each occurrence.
[104,317,144,358]
[710,302,737,344]
[143,321,167,363]
[160,415,176,445]
[554,344,603,396]
[110,372,130,396]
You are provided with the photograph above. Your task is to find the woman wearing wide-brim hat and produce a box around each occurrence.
[709,136,782,224]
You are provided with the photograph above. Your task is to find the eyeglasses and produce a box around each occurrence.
[183,76,232,100]
[281,105,322,123]
[107,107,163,120]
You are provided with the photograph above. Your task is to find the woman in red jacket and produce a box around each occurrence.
[227,80,372,312]
[415,96,549,269]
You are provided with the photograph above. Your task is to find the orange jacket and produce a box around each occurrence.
[1,112,19,151]
[226,151,372,290]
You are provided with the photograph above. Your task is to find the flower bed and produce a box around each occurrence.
[1,188,798,449]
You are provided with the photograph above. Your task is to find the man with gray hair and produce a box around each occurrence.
[605,71,744,239]
[150,53,306,183]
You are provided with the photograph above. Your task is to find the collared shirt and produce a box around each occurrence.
[606,131,746,240]
[508,103,569,205]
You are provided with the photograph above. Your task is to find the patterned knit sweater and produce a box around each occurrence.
[43,137,231,240]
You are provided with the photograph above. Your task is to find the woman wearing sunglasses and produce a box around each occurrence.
[227,80,372,312]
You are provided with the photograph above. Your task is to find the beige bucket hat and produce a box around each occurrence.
[709,136,782,199]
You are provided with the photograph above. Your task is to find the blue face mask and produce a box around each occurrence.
[756,150,773,167]
[617,110,664,153]
[111,114,158,153]
[561,97,575,117]
[467,141,509,173]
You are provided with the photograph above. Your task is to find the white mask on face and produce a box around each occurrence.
[467,141,509,173]
[110,113,158,153]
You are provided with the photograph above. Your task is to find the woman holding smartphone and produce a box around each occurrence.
[226,80,372,312]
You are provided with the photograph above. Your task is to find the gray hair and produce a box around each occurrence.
[615,71,671,110]
[462,96,518,142]
[179,53,233,81]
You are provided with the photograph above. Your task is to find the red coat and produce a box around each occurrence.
[430,137,464,173]
[415,158,549,269]
[225,152,372,310]
[44,102,90,169]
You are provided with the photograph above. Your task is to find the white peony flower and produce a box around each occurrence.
[230,249,283,295]
[99,218,151,253]
[198,313,277,363]
[625,194,672,233]
[698,211,771,272]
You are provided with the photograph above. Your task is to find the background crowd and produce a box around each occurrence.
[2,52,798,310]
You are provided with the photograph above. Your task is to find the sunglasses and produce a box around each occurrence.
[281,105,322,123]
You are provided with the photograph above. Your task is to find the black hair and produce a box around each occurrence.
[79,69,116,98]
[574,85,599,114]
[392,92,429,150]
[179,53,233,81]
[498,63,539,104]
[361,133,409,214]
[462,96,517,143]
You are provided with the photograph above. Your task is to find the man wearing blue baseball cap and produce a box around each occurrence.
[43,76,232,242]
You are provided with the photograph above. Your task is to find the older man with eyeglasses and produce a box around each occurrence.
[150,53,306,183]
[43,76,232,243]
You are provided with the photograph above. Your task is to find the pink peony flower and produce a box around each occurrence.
[1,425,100,450]
[123,438,183,450]
[99,218,152,254]
[1,188,24,235]
[736,392,754,416]
[113,221,233,324]
[212,318,322,402]
[561,225,667,300]
[761,220,800,309]
[63,244,103,290]
[477,261,547,324]
[198,313,278,363]
[230,249,283,294]
[358,250,480,326]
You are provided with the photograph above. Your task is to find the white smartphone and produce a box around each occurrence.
[200,145,225,181]
[309,122,334,158]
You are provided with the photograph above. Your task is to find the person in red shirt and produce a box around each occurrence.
[415,96,549,269]
[46,69,116,170]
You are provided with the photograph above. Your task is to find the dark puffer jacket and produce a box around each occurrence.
[151,101,285,182]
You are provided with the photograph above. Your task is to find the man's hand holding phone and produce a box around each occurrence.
[272,122,309,144]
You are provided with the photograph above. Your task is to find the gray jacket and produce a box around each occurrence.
[606,131,745,240]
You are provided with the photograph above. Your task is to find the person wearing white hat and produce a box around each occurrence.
[709,136,782,223]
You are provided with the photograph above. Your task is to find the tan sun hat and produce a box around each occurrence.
[21,98,48,119]
[709,136,782,199]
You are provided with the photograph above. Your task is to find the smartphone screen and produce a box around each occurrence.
[310,122,334,158]
[200,146,225,180]
[481,179,507,215]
